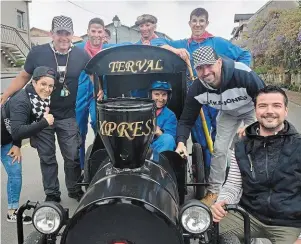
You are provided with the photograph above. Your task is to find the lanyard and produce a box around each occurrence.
[53,51,70,85]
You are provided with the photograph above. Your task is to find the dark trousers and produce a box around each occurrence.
[35,117,82,196]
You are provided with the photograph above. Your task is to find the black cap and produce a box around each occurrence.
[32,66,57,81]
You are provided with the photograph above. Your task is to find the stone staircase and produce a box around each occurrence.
[1,46,26,67]
[1,24,30,68]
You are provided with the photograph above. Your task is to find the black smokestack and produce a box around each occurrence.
[97,98,156,169]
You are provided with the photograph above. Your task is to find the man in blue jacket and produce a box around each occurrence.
[163,8,251,170]
[76,18,107,169]
[76,18,126,169]
[176,46,265,206]
[149,81,177,162]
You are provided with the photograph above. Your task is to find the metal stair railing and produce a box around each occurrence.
[1,24,30,57]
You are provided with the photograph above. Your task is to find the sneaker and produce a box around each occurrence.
[7,210,32,225]
[201,192,218,207]
[68,190,84,202]
[45,195,61,203]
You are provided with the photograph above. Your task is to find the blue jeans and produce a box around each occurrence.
[1,143,22,209]
[150,134,176,162]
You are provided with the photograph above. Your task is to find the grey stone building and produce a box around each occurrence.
[1,0,31,70]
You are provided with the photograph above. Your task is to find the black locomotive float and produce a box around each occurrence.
[18,45,251,244]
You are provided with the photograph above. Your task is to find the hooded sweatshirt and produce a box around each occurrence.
[234,121,301,227]
[176,57,265,144]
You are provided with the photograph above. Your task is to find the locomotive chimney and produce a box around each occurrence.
[97,98,156,169]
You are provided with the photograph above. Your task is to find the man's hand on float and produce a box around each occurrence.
[160,45,190,62]
[210,200,228,223]
[97,89,104,101]
[175,142,188,158]
[175,48,190,61]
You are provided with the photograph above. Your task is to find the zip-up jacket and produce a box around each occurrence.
[1,116,21,147]
[1,84,49,143]
[164,36,252,67]
[157,106,177,139]
[177,57,265,144]
[235,121,301,227]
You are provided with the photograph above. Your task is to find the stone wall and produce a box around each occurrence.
[259,73,301,87]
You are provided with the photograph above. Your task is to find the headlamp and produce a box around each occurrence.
[32,202,66,234]
[180,200,212,234]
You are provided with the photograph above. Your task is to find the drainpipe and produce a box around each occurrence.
[26,0,31,48]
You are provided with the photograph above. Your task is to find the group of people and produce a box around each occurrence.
[175,47,301,243]
[0,11,185,223]
[0,7,300,244]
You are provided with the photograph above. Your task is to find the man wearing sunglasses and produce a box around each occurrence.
[1,15,90,203]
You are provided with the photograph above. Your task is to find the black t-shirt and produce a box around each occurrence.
[24,44,90,119]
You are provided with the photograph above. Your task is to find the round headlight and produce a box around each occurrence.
[33,206,61,234]
[181,206,211,234]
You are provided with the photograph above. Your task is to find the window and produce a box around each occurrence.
[17,10,25,29]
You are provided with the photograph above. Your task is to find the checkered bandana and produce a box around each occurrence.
[52,15,74,34]
[28,93,51,121]
[4,118,12,134]
[192,46,218,69]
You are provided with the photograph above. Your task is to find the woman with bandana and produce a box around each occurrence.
[1,66,57,224]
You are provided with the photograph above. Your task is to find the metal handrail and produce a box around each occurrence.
[0,24,30,57]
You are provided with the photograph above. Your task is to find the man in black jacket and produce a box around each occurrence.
[211,86,301,244]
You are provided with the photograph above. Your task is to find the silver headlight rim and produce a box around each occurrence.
[179,200,213,234]
[32,202,65,234]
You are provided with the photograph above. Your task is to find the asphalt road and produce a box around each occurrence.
[1,102,300,244]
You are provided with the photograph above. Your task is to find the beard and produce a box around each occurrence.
[259,115,283,131]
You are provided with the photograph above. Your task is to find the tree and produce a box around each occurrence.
[234,8,301,74]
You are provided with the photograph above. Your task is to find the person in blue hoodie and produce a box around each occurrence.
[161,8,251,169]
[148,81,177,162]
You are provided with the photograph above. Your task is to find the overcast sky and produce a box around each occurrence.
[28,0,269,40]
